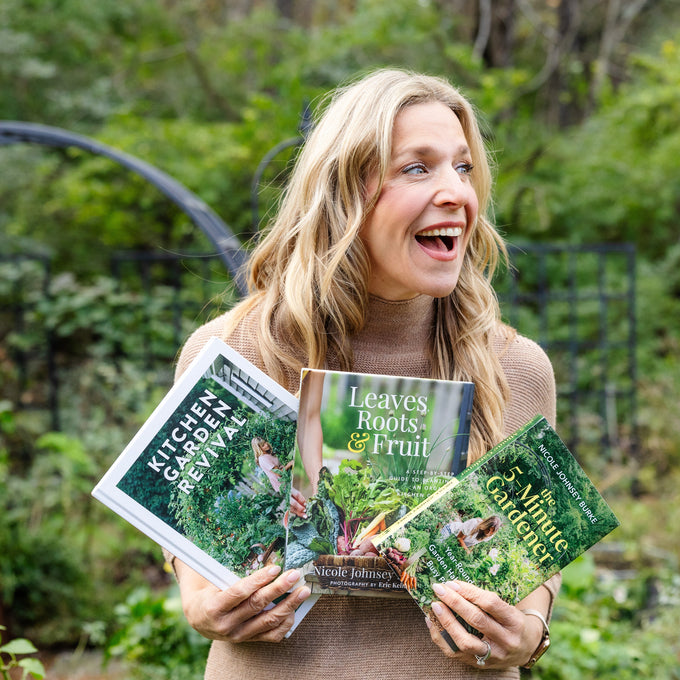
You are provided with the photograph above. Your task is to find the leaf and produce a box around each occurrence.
[19,657,46,679]
[0,638,38,654]
[307,537,334,554]
[561,554,596,594]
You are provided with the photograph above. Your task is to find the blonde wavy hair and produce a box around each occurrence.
[227,68,510,461]
[250,436,272,461]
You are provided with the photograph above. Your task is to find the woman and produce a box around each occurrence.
[168,68,559,678]
[440,515,503,553]
[250,436,291,493]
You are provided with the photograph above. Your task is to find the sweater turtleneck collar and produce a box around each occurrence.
[362,294,435,343]
[349,294,435,377]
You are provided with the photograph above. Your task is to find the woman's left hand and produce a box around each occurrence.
[426,580,543,669]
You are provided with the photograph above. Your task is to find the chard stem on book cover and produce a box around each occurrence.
[284,368,475,596]
[92,337,319,634]
[372,415,620,650]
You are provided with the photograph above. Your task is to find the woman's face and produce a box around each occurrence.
[360,101,479,300]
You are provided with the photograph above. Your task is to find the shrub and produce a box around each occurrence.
[104,585,210,680]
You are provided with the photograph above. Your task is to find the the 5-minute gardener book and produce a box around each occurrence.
[371,414,620,648]
[92,337,318,632]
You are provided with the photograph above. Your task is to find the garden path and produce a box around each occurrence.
[37,651,129,680]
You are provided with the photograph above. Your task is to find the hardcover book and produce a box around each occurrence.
[372,415,620,648]
[284,368,475,597]
[92,336,318,632]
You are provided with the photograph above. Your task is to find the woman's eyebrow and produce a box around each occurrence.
[393,143,472,160]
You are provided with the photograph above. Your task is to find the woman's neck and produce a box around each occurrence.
[348,294,435,377]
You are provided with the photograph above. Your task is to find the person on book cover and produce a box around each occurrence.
[164,68,560,679]
[440,515,502,553]
[295,369,325,496]
[251,436,293,493]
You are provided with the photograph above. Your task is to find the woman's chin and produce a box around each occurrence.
[419,278,461,299]
[367,268,461,300]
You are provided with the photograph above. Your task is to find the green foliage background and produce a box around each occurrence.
[1,0,680,677]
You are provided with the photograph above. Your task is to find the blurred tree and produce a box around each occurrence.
[472,0,517,67]
[0,0,171,126]
[496,35,680,257]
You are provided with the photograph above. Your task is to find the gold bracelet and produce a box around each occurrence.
[521,609,550,669]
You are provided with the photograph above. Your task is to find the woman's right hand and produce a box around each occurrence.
[289,487,307,518]
[175,559,312,643]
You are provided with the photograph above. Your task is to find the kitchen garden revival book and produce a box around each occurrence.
[92,336,318,633]
[284,368,475,597]
[371,414,620,649]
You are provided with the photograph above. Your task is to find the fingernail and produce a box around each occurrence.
[286,569,301,584]
[445,580,461,591]
[268,565,282,577]
[432,582,446,596]
[297,586,311,600]
[425,616,432,629]
[431,602,444,616]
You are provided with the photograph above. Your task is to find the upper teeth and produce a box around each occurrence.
[419,227,462,238]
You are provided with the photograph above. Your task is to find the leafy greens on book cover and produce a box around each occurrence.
[284,368,475,596]
[92,336,318,632]
[372,415,619,647]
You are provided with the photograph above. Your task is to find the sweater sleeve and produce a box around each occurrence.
[494,330,557,435]
[173,314,230,380]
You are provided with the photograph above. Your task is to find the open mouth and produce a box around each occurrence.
[415,226,462,253]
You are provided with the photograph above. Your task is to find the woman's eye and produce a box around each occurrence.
[403,163,427,175]
[456,162,474,176]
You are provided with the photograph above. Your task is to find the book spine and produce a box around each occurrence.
[450,382,475,473]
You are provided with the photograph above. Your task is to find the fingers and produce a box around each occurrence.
[289,488,307,518]
[424,611,460,659]
[239,568,305,616]
[213,565,289,614]
[227,585,312,643]
[428,581,525,668]
[211,566,305,621]
[433,581,507,638]
[181,563,312,643]
[427,598,500,666]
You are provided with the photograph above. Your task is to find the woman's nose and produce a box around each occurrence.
[434,167,473,207]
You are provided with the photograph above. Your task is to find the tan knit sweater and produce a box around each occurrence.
[172,295,560,680]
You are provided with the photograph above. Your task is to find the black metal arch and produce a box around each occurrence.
[0,120,249,296]
[250,101,313,231]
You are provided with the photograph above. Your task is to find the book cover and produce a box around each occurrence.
[284,368,475,597]
[92,336,318,632]
[372,415,620,647]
